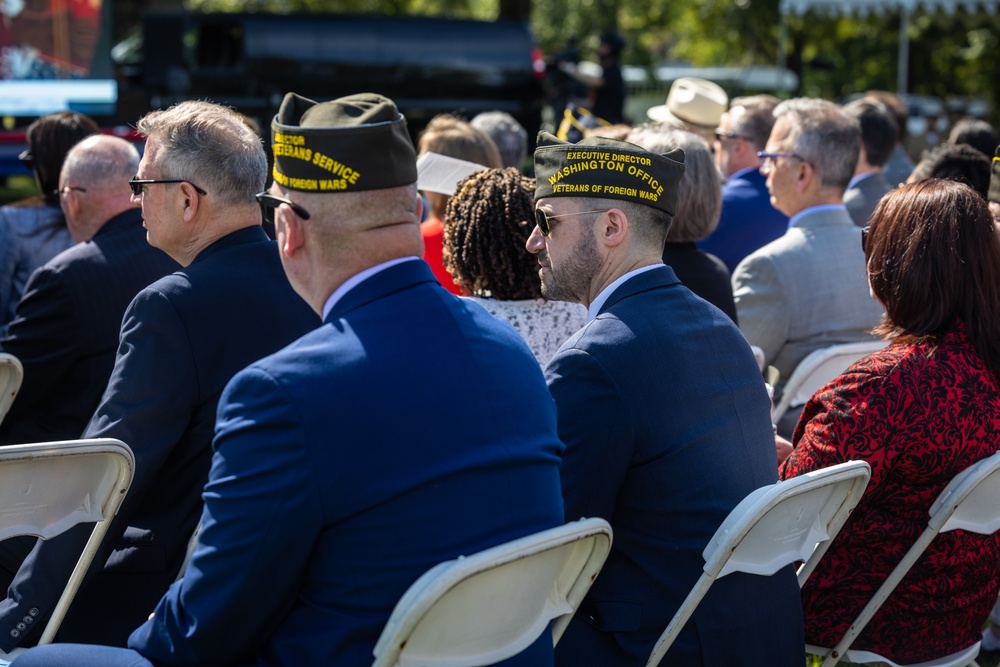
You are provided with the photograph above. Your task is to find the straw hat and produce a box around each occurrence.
[646,77,729,130]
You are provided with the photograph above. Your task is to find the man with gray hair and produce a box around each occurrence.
[699,95,788,272]
[733,98,884,434]
[0,101,318,652]
[0,135,177,447]
[471,110,528,170]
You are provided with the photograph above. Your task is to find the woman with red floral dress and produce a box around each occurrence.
[778,179,1000,664]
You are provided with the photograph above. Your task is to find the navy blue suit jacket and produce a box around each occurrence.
[0,226,319,650]
[547,266,804,667]
[698,168,788,274]
[126,259,565,666]
[0,209,179,445]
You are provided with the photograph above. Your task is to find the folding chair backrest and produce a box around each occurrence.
[772,341,888,423]
[0,439,134,646]
[371,517,613,667]
[645,461,871,667]
[813,450,1000,667]
[0,353,23,428]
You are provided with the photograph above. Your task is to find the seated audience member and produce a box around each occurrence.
[843,99,898,227]
[528,132,804,666]
[0,101,319,651]
[443,167,587,365]
[733,98,884,435]
[948,117,998,158]
[0,112,99,333]
[0,135,178,446]
[863,90,915,186]
[471,111,528,171]
[779,180,1000,664]
[907,143,991,199]
[10,92,564,667]
[699,94,788,273]
[418,114,503,294]
[645,76,728,144]
[628,125,736,322]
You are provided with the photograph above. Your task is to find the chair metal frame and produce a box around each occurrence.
[645,461,872,667]
[371,517,612,667]
[807,451,1000,667]
[0,353,23,428]
[771,340,888,424]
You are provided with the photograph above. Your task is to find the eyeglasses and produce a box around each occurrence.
[757,151,808,174]
[53,186,87,197]
[534,208,608,236]
[254,192,311,227]
[129,176,207,197]
[714,128,751,143]
[861,225,869,253]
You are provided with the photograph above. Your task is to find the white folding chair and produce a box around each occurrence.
[0,439,134,666]
[771,341,888,424]
[371,517,613,667]
[0,353,23,428]
[808,451,1000,667]
[645,460,871,667]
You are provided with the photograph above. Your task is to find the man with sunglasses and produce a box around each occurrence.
[0,100,318,655]
[732,98,884,436]
[528,132,804,667]
[698,95,788,273]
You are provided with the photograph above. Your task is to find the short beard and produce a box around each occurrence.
[540,232,601,304]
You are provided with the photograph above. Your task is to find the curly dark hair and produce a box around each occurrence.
[443,167,541,300]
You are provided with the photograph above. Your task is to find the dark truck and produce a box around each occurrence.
[126,11,546,141]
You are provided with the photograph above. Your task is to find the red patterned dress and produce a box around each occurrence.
[779,322,1000,664]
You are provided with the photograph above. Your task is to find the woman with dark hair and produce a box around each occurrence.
[0,111,99,330]
[444,167,586,365]
[779,179,1000,664]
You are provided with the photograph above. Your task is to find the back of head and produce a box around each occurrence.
[843,98,898,168]
[627,126,720,242]
[728,94,780,152]
[136,100,267,208]
[908,143,990,199]
[866,179,1000,379]
[774,98,860,192]
[26,111,100,205]
[948,117,998,158]
[443,167,540,299]
[863,90,909,141]
[418,115,503,169]
[60,135,141,240]
[471,111,528,171]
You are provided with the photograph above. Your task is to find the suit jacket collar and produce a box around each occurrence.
[324,258,437,323]
[596,264,680,317]
[92,208,144,241]
[190,225,269,266]
[788,204,853,230]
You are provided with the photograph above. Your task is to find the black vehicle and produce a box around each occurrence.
[129,11,546,141]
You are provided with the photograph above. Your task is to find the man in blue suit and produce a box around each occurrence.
[11,93,565,667]
[528,132,804,666]
[0,100,320,653]
[698,95,788,273]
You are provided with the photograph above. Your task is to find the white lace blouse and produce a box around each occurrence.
[464,297,588,367]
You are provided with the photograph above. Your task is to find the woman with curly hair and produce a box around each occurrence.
[779,179,1000,663]
[444,167,586,365]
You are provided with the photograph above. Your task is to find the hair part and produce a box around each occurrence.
[866,179,1000,381]
[136,100,267,207]
[774,98,860,192]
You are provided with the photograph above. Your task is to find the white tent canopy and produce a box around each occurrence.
[778,0,1000,93]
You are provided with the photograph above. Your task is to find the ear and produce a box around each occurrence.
[415,192,424,222]
[179,182,202,222]
[794,160,814,194]
[62,191,82,222]
[281,208,306,259]
[602,208,628,248]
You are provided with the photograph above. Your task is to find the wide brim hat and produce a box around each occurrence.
[646,77,728,130]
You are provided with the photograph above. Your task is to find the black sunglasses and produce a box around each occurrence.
[861,225,869,253]
[129,176,207,197]
[533,208,608,236]
[255,192,311,226]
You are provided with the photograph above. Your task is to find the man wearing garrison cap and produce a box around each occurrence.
[10,93,564,667]
[528,132,804,667]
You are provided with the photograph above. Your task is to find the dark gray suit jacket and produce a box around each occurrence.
[844,171,893,227]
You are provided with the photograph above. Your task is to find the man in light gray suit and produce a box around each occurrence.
[843,99,898,227]
[733,98,884,435]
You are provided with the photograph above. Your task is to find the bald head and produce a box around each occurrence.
[60,135,141,242]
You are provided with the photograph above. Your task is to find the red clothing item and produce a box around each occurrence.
[420,218,463,295]
[779,323,1000,664]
